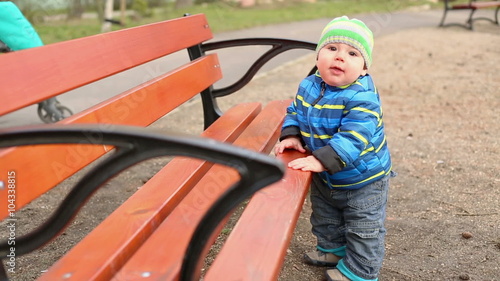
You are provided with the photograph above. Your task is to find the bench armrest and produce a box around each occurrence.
[0,124,284,276]
[201,38,317,98]
[187,38,316,129]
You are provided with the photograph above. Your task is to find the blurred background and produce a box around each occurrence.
[8,0,438,45]
[1,0,440,127]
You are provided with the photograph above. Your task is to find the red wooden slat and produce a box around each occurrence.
[0,54,222,220]
[452,1,500,9]
[205,150,312,281]
[0,14,212,115]
[37,103,262,281]
[110,100,291,281]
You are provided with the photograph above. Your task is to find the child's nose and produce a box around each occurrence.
[335,54,344,62]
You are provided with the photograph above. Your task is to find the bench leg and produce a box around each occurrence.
[495,6,500,25]
[438,8,449,27]
[466,9,477,30]
[466,6,500,30]
[438,7,473,30]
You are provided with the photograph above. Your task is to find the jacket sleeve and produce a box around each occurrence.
[279,80,306,141]
[279,102,304,144]
[279,125,301,141]
[312,145,344,174]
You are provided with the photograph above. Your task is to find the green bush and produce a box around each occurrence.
[131,0,153,18]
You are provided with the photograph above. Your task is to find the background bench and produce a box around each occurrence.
[439,0,500,30]
[0,14,316,281]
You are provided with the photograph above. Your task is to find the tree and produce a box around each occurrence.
[131,0,151,18]
[95,0,105,22]
[101,0,114,32]
[68,0,84,20]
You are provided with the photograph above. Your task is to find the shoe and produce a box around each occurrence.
[303,250,341,267]
[326,269,351,281]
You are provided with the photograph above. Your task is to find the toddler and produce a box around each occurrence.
[274,16,393,281]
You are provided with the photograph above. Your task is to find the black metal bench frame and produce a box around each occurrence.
[439,0,500,30]
[191,37,316,129]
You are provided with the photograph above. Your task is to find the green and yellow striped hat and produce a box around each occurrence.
[316,16,374,68]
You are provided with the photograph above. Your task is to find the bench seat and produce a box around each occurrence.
[34,102,263,281]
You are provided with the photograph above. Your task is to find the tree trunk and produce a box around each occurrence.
[68,0,84,20]
[101,0,114,32]
[95,0,104,22]
[120,0,126,26]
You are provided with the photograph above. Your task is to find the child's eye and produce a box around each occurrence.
[349,51,358,56]
[328,46,337,51]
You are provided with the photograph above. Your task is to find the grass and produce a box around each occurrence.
[34,0,436,45]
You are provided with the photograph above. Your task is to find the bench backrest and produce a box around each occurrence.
[0,14,213,115]
[0,14,221,219]
[442,0,500,5]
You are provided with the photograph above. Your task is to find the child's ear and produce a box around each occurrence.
[361,64,368,76]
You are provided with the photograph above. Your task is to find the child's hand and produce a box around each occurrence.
[288,156,326,173]
[274,137,306,155]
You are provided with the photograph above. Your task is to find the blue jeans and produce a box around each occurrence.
[310,173,392,280]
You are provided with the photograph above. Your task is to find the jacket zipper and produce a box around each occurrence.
[311,82,326,106]
[310,82,333,187]
[306,82,326,151]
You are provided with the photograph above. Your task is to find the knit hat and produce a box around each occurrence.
[316,16,374,68]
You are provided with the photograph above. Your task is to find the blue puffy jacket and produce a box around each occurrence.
[280,73,392,190]
[0,1,44,51]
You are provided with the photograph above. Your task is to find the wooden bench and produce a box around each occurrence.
[438,0,500,30]
[0,14,316,281]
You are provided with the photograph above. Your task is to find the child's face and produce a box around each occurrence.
[316,43,367,87]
